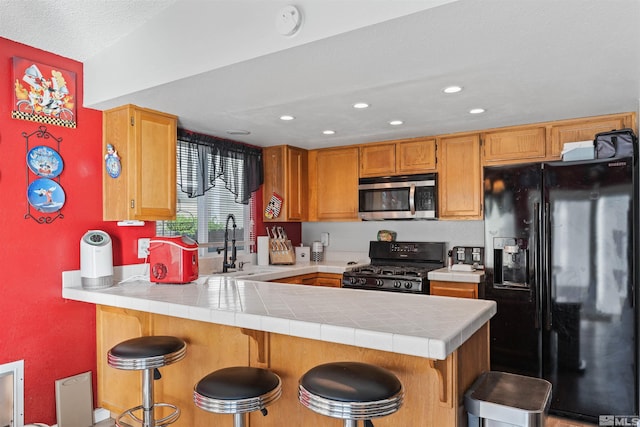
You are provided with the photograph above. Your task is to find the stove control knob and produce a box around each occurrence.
[349,277,358,285]
[393,281,402,288]
[375,279,384,287]
[404,282,413,289]
[358,278,367,285]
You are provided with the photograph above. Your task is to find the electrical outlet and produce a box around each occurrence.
[320,232,330,246]
[138,238,151,258]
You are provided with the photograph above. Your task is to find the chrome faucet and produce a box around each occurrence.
[222,213,237,273]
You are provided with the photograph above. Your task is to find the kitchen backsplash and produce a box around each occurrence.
[302,220,484,254]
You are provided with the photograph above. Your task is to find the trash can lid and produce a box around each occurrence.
[465,371,552,425]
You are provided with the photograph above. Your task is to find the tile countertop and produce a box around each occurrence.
[62,261,496,361]
[428,267,486,283]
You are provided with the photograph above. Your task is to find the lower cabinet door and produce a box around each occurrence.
[430,281,478,299]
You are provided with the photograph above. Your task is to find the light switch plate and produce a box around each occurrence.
[320,232,330,246]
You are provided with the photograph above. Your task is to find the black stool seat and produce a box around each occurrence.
[108,336,187,370]
[299,362,404,422]
[194,367,282,415]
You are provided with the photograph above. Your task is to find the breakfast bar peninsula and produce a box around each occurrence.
[62,266,496,427]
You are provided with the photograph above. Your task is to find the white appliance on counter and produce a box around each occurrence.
[80,230,113,289]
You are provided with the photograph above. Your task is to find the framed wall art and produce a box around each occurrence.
[11,57,77,128]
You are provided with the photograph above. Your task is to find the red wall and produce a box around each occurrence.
[0,38,154,424]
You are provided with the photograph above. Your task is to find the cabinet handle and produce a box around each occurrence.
[130,200,135,209]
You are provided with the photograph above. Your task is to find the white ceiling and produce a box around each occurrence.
[2,0,639,149]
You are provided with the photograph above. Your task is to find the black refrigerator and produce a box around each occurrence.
[483,157,638,422]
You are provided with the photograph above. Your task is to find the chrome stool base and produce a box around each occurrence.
[115,403,180,427]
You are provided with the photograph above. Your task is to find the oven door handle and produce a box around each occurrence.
[409,183,416,215]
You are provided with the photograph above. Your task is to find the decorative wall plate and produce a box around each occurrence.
[27,178,65,213]
[105,143,121,178]
[27,145,64,178]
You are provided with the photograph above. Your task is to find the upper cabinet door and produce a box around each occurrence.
[438,134,482,220]
[482,127,546,165]
[311,146,359,221]
[103,104,177,221]
[359,143,396,177]
[549,113,635,159]
[396,137,436,173]
[262,145,308,222]
[359,138,437,177]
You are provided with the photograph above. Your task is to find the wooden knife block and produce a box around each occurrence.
[269,239,296,265]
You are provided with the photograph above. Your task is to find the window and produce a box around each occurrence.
[156,135,261,256]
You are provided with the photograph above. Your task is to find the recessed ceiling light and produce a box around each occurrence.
[280,115,295,121]
[226,129,251,135]
[353,102,369,109]
[389,120,404,126]
[443,86,463,94]
[469,108,485,114]
[322,130,336,135]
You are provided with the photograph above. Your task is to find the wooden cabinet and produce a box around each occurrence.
[308,146,360,221]
[103,104,177,221]
[437,134,482,219]
[482,126,547,165]
[359,137,436,177]
[271,272,342,287]
[360,143,396,177]
[549,113,635,159]
[262,145,308,222]
[430,281,478,299]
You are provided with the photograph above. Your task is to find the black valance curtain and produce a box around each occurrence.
[177,129,263,204]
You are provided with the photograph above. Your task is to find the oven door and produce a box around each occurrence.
[358,174,436,220]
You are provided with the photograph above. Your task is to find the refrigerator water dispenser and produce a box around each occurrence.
[493,237,529,288]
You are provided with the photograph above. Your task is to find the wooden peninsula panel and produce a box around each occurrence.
[97,306,489,427]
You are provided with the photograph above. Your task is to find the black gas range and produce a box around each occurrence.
[342,241,447,294]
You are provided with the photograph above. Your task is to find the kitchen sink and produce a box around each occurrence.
[210,265,287,279]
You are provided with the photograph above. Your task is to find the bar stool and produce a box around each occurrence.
[107,335,187,427]
[299,361,404,427]
[194,366,282,427]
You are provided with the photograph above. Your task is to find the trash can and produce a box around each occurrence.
[465,371,552,427]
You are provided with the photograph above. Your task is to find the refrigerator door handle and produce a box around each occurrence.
[543,202,552,331]
[534,202,541,330]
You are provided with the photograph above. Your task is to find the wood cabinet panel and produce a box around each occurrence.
[482,127,546,164]
[359,138,437,177]
[397,138,436,173]
[96,306,151,415]
[310,147,359,221]
[103,104,177,221]
[430,281,478,299]
[263,145,308,222]
[360,143,396,177]
[313,274,342,287]
[437,134,482,219]
[549,113,635,158]
[271,273,342,287]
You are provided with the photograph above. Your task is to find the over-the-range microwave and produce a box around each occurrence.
[358,173,437,220]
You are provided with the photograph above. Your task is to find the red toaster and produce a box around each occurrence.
[148,236,199,284]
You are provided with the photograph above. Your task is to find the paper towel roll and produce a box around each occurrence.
[257,236,270,266]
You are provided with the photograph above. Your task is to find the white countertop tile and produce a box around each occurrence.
[427,267,485,283]
[62,261,495,360]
